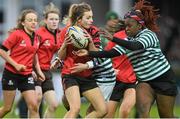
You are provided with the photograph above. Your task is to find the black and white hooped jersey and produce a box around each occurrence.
[113,28,170,81]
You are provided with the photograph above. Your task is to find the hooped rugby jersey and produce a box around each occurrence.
[105,30,136,83]
[113,28,170,81]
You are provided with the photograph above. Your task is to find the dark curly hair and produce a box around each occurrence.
[134,0,160,32]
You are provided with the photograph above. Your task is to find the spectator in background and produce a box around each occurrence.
[101,11,120,48]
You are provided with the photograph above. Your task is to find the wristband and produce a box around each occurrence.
[86,61,94,69]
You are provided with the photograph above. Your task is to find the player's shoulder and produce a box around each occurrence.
[87,25,100,38]
[10,29,25,37]
[36,27,47,35]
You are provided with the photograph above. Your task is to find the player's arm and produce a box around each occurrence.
[88,49,120,58]
[0,45,26,72]
[33,54,45,81]
[58,35,72,60]
[112,37,143,50]
[100,29,143,50]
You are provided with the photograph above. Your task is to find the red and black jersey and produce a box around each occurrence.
[105,30,136,83]
[2,29,39,75]
[60,25,101,78]
[36,27,61,70]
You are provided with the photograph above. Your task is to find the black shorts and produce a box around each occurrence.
[62,74,98,94]
[2,69,35,92]
[110,80,136,102]
[35,70,54,94]
[138,69,178,96]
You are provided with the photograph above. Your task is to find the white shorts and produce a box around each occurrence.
[97,82,115,101]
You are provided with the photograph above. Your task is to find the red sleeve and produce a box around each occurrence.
[88,26,101,48]
[113,30,127,39]
[105,41,116,50]
[105,30,127,50]
[3,31,19,50]
[59,26,68,47]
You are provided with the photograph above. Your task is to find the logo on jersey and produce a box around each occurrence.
[28,77,34,84]
[8,80,14,85]
[20,40,26,46]
[43,39,50,46]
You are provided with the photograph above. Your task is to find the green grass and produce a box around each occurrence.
[1,102,180,118]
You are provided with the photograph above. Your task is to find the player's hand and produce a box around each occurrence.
[32,71,37,80]
[72,49,89,57]
[50,60,59,70]
[62,34,72,48]
[15,63,26,72]
[83,31,93,43]
[70,63,89,73]
[37,70,45,81]
[114,69,120,76]
[50,57,64,70]
[99,28,113,41]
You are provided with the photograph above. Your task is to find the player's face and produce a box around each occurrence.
[125,18,142,37]
[45,13,60,31]
[23,13,38,34]
[79,10,93,29]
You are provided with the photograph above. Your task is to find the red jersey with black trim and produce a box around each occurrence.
[105,30,136,83]
[36,27,61,70]
[60,25,101,78]
[2,29,39,75]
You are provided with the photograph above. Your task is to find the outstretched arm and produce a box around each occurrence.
[74,48,121,58]
[112,37,143,50]
[88,49,120,58]
[100,29,143,50]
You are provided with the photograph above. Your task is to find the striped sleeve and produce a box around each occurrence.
[113,44,126,55]
[137,31,159,49]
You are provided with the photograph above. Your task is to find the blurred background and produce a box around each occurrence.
[0,0,180,117]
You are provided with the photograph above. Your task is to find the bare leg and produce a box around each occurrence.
[43,90,59,118]
[105,100,118,118]
[156,93,176,118]
[83,87,107,118]
[35,86,43,115]
[22,90,39,118]
[0,90,16,117]
[63,86,81,118]
[136,83,155,118]
[119,88,136,118]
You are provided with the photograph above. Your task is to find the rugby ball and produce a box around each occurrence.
[67,26,89,49]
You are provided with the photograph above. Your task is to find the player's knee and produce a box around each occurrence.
[97,106,108,117]
[37,94,43,104]
[159,110,174,118]
[28,100,38,113]
[69,105,80,115]
[49,102,59,112]
[3,106,12,114]
[137,105,150,118]
[120,108,130,117]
